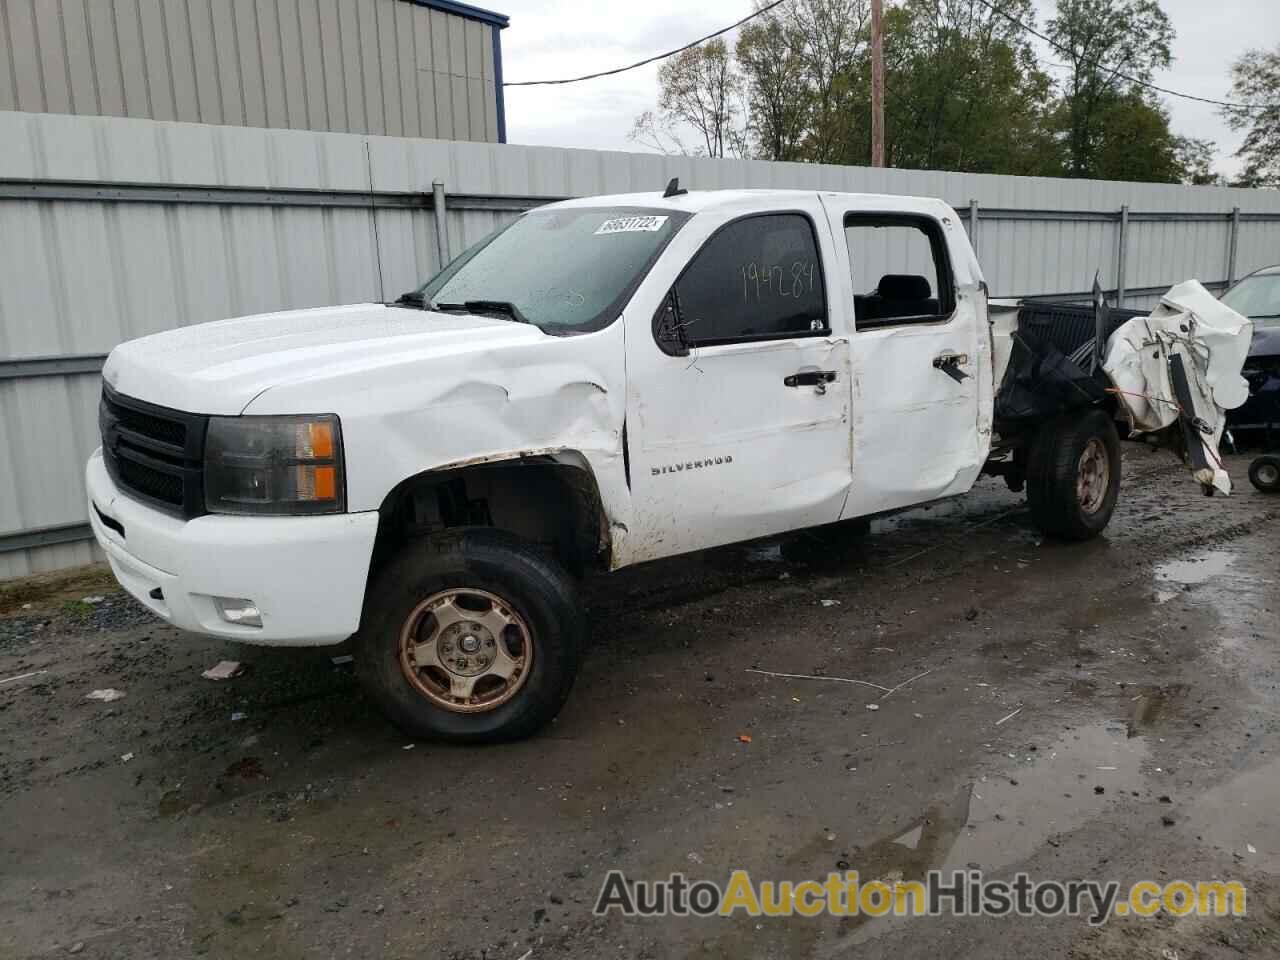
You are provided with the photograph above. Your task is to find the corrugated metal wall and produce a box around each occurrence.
[0,0,500,141]
[2,109,1279,578]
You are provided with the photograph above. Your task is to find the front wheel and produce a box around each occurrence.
[1025,409,1122,541]
[355,529,584,743]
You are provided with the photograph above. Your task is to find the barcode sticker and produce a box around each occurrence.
[595,215,669,235]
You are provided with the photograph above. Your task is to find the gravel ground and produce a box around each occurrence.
[2,447,1279,959]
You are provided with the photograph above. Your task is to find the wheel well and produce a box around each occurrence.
[370,456,611,578]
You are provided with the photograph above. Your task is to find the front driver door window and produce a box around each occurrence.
[674,213,829,345]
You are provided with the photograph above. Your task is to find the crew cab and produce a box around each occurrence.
[88,187,1128,742]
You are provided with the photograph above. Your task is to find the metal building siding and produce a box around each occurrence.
[1,112,1280,576]
[0,0,500,141]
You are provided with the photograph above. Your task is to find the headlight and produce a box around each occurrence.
[204,415,345,515]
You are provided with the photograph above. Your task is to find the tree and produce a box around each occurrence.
[736,4,810,161]
[1047,0,1175,178]
[789,0,871,162]
[880,0,1055,174]
[1222,45,1280,187]
[630,0,1216,183]
[1086,94,1183,182]
[1174,136,1221,186]
[629,39,745,158]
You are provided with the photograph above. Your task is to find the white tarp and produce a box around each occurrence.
[1104,280,1253,494]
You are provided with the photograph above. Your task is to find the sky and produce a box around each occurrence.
[497,0,1279,179]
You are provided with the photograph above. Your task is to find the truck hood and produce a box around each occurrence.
[102,303,544,414]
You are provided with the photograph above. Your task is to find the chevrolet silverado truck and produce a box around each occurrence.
[88,185,1132,742]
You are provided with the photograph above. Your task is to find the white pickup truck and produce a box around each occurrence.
[88,185,1127,741]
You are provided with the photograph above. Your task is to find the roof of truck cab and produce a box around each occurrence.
[543,189,957,218]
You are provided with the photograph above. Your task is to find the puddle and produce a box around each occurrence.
[942,722,1149,873]
[1155,550,1237,585]
[1180,756,1280,872]
[1128,686,1181,736]
[840,721,1150,947]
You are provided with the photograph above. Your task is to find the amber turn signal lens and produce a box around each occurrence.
[308,422,335,459]
[313,465,337,501]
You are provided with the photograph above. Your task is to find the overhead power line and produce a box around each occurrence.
[506,0,1265,114]
[502,0,789,87]
[968,0,1262,111]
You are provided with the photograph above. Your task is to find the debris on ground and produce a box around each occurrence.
[230,711,247,722]
[85,688,125,702]
[995,706,1023,726]
[820,599,841,607]
[879,667,935,701]
[80,596,105,605]
[330,655,354,665]
[120,752,134,763]
[201,660,245,681]
[737,733,753,743]
[1,670,47,685]
[866,703,880,712]
[746,668,892,693]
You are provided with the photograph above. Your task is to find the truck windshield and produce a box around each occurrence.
[407,206,690,333]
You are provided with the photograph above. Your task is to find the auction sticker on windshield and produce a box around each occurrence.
[595,215,669,235]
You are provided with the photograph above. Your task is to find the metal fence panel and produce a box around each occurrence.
[2,109,1280,576]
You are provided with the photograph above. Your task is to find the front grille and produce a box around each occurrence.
[99,385,208,517]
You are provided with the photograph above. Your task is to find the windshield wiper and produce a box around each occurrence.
[392,290,434,310]
[440,300,535,326]
[1248,313,1280,319]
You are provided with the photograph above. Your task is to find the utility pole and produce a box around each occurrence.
[870,0,885,167]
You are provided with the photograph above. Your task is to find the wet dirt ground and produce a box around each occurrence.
[2,446,1279,959]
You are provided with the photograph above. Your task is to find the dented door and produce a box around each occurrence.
[820,198,987,517]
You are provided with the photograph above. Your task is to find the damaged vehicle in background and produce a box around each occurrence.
[1220,264,1280,444]
[86,184,1252,743]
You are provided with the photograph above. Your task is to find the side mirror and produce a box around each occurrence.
[652,290,690,357]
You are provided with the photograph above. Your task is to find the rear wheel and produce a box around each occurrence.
[1025,409,1122,540]
[355,529,584,743]
[1250,455,1280,494]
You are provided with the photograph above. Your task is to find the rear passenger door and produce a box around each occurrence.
[820,201,985,516]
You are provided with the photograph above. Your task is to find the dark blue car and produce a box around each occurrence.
[1222,265,1280,439]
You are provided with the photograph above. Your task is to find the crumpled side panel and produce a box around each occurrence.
[247,324,631,520]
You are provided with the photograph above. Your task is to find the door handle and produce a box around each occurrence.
[784,370,838,393]
[932,352,971,383]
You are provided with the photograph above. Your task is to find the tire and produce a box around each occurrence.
[1250,455,1280,494]
[1025,409,1122,541]
[354,528,584,743]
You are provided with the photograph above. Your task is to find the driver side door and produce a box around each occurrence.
[623,205,853,562]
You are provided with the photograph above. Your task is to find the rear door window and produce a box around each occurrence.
[843,216,954,329]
